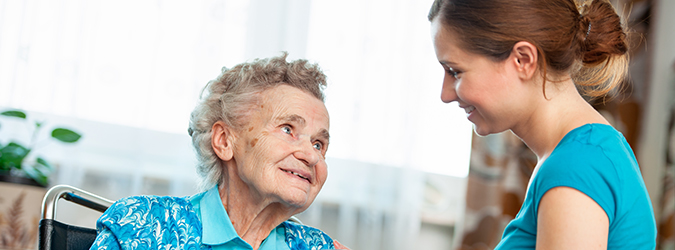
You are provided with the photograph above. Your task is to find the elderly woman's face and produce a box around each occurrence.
[232,85,330,210]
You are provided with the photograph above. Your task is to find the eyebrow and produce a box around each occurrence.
[277,114,306,126]
[317,129,330,142]
[439,60,456,67]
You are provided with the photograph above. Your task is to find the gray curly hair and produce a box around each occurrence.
[188,52,327,190]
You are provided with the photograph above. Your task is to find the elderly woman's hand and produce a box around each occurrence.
[333,240,351,250]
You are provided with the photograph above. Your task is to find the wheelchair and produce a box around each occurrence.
[37,184,304,250]
[39,185,114,250]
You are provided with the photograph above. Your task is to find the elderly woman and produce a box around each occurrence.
[90,53,347,250]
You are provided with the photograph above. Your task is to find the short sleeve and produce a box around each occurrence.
[532,142,619,224]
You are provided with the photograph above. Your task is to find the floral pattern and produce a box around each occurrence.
[283,221,333,250]
[91,195,334,250]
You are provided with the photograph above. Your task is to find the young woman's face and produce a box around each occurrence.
[431,18,530,136]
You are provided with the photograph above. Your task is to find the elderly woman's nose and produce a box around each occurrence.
[293,139,320,166]
[440,75,458,103]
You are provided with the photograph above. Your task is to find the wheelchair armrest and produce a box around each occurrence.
[39,185,115,250]
[41,185,115,220]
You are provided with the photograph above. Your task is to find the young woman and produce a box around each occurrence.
[428,0,656,249]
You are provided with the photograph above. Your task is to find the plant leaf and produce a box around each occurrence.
[1,110,27,119]
[22,164,48,186]
[51,128,82,143]
[36,157,53,172]
[0,142,30,170]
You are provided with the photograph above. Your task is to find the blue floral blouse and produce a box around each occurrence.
[90,186,335,250]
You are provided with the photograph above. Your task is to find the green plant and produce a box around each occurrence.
[0,110,81,186]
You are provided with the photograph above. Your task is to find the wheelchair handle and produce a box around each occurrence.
[41,184,115,220]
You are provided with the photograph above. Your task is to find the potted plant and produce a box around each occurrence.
[0,110,82,186]
[0,109,81,249]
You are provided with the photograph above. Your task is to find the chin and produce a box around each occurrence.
[473,125,491,137]
[473,124,503,137]
[280,191,312,209]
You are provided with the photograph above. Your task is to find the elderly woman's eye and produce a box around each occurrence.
[313,142,323,150]
[281,126,292,135]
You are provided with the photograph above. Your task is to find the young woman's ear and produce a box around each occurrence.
[512,41,538,80]
[211,121,235,161]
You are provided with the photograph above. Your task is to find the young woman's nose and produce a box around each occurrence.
[440,74,458,103]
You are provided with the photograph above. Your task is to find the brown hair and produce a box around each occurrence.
[428,0,628,98]
[188,52,327,189]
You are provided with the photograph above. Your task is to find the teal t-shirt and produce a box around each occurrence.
[495,124,656,249]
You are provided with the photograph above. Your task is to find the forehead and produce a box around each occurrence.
[431,19,462,57]
[432,19,492,69]
[258,85,329,128]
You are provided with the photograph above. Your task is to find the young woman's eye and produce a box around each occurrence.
[446,67,461,80]
[313,142,323,151]
[281,126,292,135]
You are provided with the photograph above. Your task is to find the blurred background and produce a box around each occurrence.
[0,0,672,249]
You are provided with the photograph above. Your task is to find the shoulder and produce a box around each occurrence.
[282,221,334,250]
[540,124,631,180]
[96,195,205,249]
[555,124,631,158]
[533,124,638,221]
[100,195,196,224]
[539,124,640,186]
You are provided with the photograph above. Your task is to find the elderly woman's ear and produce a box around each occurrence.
[211,121,235,161]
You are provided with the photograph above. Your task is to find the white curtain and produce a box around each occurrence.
[0,1,472,249]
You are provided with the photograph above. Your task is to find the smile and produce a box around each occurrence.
[281,169,311,183]
[463,106,475,114]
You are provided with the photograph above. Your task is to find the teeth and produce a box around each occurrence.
[283,170,309,181]
[464,106,475,114]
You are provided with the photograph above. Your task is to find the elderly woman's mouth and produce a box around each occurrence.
[281,169,311,183]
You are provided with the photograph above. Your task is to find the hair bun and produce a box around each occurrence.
[578,0,628,66]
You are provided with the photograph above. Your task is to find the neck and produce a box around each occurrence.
[219,167,297,250]
[510,78,609,161]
